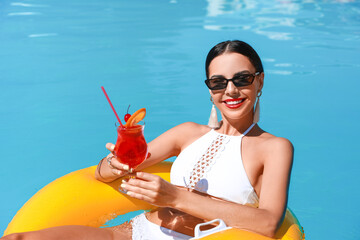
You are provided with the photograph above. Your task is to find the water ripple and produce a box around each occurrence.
[203,0,360,42]
[254,30,292,41]
[28,33,58,38]
[267,70,293,75]
[8,12,41,16]
[10,2,48,7]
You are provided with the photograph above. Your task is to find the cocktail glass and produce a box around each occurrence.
[114,122,148,193]
[114,122,148,170]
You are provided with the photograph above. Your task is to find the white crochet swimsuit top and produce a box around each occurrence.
[170,123,259,207]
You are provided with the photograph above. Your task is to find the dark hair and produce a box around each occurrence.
[205,40,264,78]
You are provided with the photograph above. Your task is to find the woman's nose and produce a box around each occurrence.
[225,80,239,96]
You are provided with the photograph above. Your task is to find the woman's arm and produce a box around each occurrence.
[121,137,293,237]
[176,137,293,237]
[1,225,125,240]
[95,122,207,182]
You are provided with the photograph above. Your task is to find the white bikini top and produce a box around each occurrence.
[170,123,259,207]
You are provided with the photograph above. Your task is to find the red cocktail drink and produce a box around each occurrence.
[113,124,148,169]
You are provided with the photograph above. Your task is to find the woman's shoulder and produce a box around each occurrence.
[260,132,293,148]
[251,125,292,148]
[169,122,212,149]
[173,122,211,137]
[257,131,294,164]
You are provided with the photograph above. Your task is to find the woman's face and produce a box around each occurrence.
[208,52,264,122]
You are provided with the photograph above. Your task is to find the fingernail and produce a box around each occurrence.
[120,184,126,188]
[116,170,122,175]
[124,165,129,171]
[129,168,134,173]
[110,145,115,151]
[126,191,133,196]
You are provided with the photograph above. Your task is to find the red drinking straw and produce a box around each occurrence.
[101,86,124,127]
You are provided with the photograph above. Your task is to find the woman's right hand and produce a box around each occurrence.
[105,143,132,176]
[95,143,131,182]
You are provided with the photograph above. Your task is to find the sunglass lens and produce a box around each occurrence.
[206,79,227,90]
[232,75,253,87]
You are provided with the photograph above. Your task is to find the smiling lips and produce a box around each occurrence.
[223,98,245,109]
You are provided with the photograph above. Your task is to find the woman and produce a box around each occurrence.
[3,40,293,240]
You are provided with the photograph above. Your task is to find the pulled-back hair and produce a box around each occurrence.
[205,40,263,78]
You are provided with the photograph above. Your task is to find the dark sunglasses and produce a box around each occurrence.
[205,72,260,90]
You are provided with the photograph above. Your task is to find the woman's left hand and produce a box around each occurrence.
[120,172,179,208]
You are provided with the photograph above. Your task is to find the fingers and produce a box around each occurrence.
[120,179,158,202]
[105,143,131,175]
[120,173,175,207]
[125,190,154,203]
[122,176,156,190]
[108,156,130,171]
[121,173,163,194]
[133,171,159,181]
[104,155,130,176]
[121,180,155,195]
[106,143,115,152]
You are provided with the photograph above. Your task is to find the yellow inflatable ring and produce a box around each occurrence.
[3,162,305,239]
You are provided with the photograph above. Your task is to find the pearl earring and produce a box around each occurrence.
[253,91,262,124]
[208,97,220,129]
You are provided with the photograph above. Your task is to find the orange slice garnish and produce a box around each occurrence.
[125,108,146,127]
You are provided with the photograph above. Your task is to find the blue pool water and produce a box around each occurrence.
[1,0,359,239]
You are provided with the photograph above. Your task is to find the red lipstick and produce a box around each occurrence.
[223,98,245,109]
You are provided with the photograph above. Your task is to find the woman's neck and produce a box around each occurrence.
[218,114,255,136]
